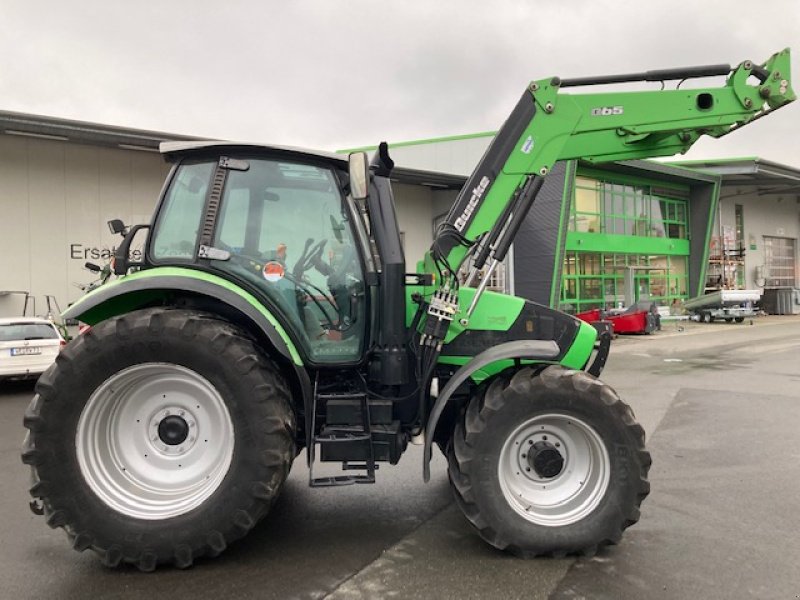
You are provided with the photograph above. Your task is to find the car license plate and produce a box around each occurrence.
[11,347,42,356]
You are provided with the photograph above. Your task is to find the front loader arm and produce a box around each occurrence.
[433,48,794,275]
[417,49,793,480]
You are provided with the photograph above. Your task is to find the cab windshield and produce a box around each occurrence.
[151,156,367,363]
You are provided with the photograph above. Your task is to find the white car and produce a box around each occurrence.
[0,317,65,383]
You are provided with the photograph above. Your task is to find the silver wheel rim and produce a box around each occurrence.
[498,413,610,527]
[76,363,234,520]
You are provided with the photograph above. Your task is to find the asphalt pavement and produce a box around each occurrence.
[1,315,799,599]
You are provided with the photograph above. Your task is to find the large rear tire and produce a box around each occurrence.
[447,365,650,557]
[22,308,296,570]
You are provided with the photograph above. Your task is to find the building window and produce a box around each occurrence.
[570,176,689,240]
[573,177,601,233]
[763,236,797,287]
[560,251,688,314]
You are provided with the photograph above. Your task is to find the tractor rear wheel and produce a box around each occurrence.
[447,365,650,557]
[22,308,296,570]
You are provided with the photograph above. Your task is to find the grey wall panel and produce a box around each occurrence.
[392,183,434,268]
[0,134,170,317]
[64,145,102,310]
[387,136,493,177]
[27,139,68,314]
[512,161,572,307]
[713,189,800,289]
[0,135,32,313]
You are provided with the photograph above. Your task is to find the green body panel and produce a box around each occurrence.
[405,285,525,343]
[436,317,595,384]
[407,281,595,381]
[65,267,304,366]
[448,288,525,341]
[565,232,690,256]
[559,320,597,369]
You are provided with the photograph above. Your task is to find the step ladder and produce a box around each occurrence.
[309,389,377,487]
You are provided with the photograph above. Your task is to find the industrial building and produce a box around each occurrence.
[1,114,798,319]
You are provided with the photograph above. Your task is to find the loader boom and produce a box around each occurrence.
[432,48,795,283]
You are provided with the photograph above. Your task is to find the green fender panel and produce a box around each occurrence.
[64,267,303,366]
[422,340,561,482]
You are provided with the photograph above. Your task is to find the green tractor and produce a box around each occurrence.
[23,50,794,570]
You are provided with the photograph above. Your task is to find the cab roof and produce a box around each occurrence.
[159,140,349,167]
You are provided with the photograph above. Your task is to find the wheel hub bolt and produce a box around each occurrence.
[528,441,564,478]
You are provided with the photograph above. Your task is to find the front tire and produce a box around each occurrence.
[447,365,650,557]
[22,308,296,570]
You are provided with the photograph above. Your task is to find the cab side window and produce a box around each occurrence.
[151,162,214,260]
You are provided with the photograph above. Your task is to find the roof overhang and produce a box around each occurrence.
[0,110,202,152]
[670,158,800,196]
[583,159,720,186]
[389,166,466,190]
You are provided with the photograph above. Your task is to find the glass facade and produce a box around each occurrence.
[561,174,691,313]
[570,177,689,240]
[561,252,688,313]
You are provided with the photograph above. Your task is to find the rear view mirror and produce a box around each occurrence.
[84,262,101,273]
[348,152,369,200]
[108,219,127,235]
[329,215,345,243]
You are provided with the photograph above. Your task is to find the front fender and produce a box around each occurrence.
[423,340,560,482]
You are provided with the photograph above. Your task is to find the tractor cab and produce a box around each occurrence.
[145,143,372,364]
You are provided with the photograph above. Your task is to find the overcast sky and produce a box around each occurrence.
[1,1,798,165]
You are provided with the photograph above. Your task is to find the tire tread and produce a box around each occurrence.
[22,308,296,570]
[448,364,651,558]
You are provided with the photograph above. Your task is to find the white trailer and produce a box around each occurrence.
[684,289,763,323]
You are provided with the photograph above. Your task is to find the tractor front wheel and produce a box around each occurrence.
[22,308,296,570]
[447,365,650,557]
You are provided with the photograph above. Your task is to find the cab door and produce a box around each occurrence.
[150,155,368,364]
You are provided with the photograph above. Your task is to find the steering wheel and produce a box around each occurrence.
[292,238,329,279]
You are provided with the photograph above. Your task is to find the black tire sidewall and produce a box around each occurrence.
[465,372,644,552]
[32,309,294,561]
